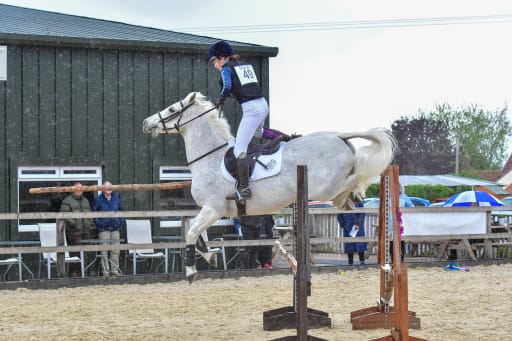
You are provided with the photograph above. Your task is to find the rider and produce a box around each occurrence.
[209,40,290,201]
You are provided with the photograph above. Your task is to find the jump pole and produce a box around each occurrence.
[350,165,425,341]
[29,181,192,194]
[29,181,191,278]
[263,165,331,340]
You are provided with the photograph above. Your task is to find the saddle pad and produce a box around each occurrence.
[221,142,285,182]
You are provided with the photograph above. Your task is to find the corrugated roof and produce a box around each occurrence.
[0,4,277,55]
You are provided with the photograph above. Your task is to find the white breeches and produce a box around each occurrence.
[234,97,269,158]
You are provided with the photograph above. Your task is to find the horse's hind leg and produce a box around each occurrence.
[184,206,221,283]
[332,174,359,210]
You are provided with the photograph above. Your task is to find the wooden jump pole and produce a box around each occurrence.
[350,165,426,341]
[30,181,191,278]
[263,165,331,341]
[29,181,192,194]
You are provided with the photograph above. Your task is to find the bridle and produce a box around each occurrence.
[156,100,228,165]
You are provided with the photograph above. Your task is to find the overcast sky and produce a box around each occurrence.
[2,0,512,153]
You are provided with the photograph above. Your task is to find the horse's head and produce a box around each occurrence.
[143,92,200,135]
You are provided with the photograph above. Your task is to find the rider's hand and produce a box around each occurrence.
[215,98,224,107]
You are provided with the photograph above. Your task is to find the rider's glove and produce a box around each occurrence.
[215,98,224,107]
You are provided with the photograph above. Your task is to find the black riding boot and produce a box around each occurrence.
[358,252,365,265]
[226,156,252,200]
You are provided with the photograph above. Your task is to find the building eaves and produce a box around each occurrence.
[0,4,278,56]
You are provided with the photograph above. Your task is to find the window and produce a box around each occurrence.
[18,166,102,232]
[0,45,6,81]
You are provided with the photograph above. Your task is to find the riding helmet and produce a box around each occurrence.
[208,41,234,61]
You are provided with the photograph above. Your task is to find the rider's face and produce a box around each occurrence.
[211,57,225,71]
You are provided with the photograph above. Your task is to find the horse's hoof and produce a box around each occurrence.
[207,253,218,268]
[186,266,198,284]
[187,272,198,284]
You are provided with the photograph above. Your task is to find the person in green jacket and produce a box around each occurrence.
[60,182,96,276]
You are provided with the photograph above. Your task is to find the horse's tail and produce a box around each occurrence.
[338,127,396,200]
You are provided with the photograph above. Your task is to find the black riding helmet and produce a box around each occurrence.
[208,41,234,61]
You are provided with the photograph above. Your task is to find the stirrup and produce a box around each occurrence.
[226,188,251,201]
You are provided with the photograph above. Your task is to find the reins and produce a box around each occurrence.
[157,101,228,166]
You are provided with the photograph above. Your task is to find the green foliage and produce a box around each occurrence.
[403,184,471,202]
[391,103,511,174]
[366,184,472,202]
[365,184,380,198]
[429,104,512,171]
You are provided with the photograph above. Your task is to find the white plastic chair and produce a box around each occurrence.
[125,219,166,275]
[38,223,84,279]
[0,257,21,281]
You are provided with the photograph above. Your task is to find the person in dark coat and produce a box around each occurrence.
[239,214,274,269]
[256,215,274,269]
[60,181,96,276]
[337,201,367,265]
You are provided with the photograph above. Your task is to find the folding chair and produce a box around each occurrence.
[125,219,166,275]
[0,257,21,281]
[38,223,84,279]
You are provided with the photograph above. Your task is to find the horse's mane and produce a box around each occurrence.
[194,92,234,140]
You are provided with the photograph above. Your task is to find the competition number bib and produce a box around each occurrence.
[234,64,258,86]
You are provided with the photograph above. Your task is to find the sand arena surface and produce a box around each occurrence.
[0,263,511,340]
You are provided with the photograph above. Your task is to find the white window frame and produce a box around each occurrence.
[0,45,6,81]
[17,166,102,232]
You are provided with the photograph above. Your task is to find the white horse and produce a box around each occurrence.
[143,92,396,282]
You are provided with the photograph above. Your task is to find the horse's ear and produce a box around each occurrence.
[187,92,196,104]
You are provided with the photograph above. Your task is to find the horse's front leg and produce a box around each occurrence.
[184,205,221,283]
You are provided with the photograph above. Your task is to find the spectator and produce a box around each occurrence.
[239,215,261,268]
[238,214,275,269]
[93,181,124,277]
[337,201,367,265]
[256,215,274,269]
[399,184,414,207]
[60,181,96,277]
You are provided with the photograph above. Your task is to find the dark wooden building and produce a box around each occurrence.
[0,4,278,238]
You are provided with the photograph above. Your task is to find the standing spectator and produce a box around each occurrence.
[239,215,261,269]
[337,201,367,265]
[93,181,124,277]
[399,184,415,207]
[239,215,275,269]
[60,181,96,277]
[256,215,274,269]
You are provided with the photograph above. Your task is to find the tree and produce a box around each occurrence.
[391,115,454,174]
[392,103,512,174]
[429,104,512,171]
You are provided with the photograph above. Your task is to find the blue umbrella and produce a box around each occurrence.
[443,190,504,207]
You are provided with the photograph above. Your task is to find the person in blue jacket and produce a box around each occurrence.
[337,201,367,265]
[93,181,124,276]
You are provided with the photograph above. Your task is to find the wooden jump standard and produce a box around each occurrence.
[263,165,331,341]
[350,165,426,341]
[29,181,192,194]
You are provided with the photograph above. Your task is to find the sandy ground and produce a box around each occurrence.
[0,263,511,341]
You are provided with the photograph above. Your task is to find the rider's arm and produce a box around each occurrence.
[219,66,232,101]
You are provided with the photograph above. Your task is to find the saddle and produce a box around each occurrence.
[223,137,283,179]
